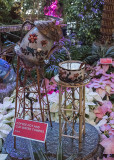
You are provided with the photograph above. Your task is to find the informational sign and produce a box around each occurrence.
[100,58,112,64]
[13,118,48,143]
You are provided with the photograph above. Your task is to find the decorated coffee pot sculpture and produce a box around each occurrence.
[15,18,64,66]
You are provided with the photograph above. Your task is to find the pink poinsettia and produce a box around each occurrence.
[103,157,114,160]
[110,120,114,125]
[95,78,113,97]
[102,73,114,83]
[109,128,114,136]
[96,88,106,98]
[95,64,109,75]
[100,136,114,154]
[110,112,114,119]
[105,85,111,95]
[94,101,112,119]
[111,88,114,94]
[100,124,111,132]
[44,77,57,92]
[94,106,107,119]
[88,78,106,89]
[101,134,107,140]
[102,100,113,108]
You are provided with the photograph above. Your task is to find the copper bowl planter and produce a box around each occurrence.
[59,60,86,83]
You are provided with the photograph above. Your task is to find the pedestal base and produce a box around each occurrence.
[3,122,104,160]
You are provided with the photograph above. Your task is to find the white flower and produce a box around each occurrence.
[47,92,59,104]
[85,104,89,115]
[50,103,59,113]
[0,154,8,160]
[85,87,103,102]
[0,123,12,138]
[0,114,3,121]
[3,109,15,119]
[32,102,40,109]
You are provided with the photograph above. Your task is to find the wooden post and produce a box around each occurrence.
[36,68,44,122]
[14,56,20,149]
[79,86,83,151]
[83,86,85,135]
[59,85,62,143]
[44,78,52,127]
[72,88,75,136]
[64,88,67,132]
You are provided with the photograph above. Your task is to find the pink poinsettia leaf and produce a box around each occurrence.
[102,73,114,83]
[100,124,111,132]
[96,88,106,98]
[94,107,104,119]
[101,134,107,140]
[102,101,112,109]
[110,120,114,125]
[44,77,57,92]
[111,88,114,94]
[110,112,114,119]
[105,85,111,94]
[109,128,114,136]
[102,64,109,72]
[94,101,112,119]
[100,136,114,154]
[103,157,114,160]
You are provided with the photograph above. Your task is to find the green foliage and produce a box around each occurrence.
[70,45,92,61]
[105,46,114,58]
[84,54,100,65]
[33,142,76,160]
[34,150,49,160]
[84,44,114,64]
[9,2,22,24]
[0,0,22,25]
[66,155,75,160]
[60,0,103,45]
[44,47,69,79]
[57,143,63,160]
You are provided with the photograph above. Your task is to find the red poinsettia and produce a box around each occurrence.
[28,34,37,43]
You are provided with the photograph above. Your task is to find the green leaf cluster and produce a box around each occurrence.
[84,44,114,64]
[34,142,75,160]
[0,0,22,25]
[44,47,69,79]
[60,0,103,45]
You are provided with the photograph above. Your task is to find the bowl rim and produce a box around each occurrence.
[59,60,85,71]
